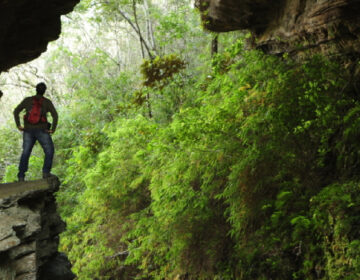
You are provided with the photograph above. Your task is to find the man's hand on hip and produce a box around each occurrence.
[18,126,24,131]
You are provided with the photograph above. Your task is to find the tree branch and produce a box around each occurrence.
[115,3,155,59]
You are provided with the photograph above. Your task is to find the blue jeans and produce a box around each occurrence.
[18,129,54,178]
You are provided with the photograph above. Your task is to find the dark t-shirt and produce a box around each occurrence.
[13,95,58,131]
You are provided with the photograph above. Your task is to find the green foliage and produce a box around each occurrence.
[2,155,44,183]
[140,54,186,88]
[0,127,21,180]
[60,116,155,278]
[309,182,360,279]
[57,36,360,280]
[2,164,18,183]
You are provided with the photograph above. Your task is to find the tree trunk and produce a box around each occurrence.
[143,0,157,53]
[211,34,219,57]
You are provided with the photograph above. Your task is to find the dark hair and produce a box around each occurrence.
[0,90,3,98]
[36,82,47,95]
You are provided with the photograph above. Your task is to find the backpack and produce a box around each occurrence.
[25,97,47,124]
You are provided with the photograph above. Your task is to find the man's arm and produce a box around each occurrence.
[13,99,27,130]
[48,100,58,133]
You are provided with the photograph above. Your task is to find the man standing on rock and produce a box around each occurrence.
[13,82,58,182]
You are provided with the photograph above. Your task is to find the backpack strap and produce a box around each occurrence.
[37,97,47,123]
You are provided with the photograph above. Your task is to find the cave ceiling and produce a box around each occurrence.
[0,0,80,73]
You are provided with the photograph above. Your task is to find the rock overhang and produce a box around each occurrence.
[0,0,80,73]
[196,0,360,56]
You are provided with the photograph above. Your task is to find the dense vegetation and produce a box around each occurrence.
[1,1,360,279]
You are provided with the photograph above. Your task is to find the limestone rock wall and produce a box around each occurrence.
[0,0,80,72]
[0,177,75,280]
[196,0,360,56]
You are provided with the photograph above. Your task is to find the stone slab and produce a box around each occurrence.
[14,253,36,275]
[0,235,21,252]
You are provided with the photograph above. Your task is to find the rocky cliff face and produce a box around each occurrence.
[0,0,80,72]
[196,0,360,56]
[0,177,75,280]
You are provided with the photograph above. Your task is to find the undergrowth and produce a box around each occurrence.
[57,39,360,279]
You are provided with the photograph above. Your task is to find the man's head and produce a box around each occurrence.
[36,82,47,96]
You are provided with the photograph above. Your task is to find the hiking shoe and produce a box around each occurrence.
[43,173,55,179]
[18,177,25,182]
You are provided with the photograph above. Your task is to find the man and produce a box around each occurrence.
[13,82,58,181]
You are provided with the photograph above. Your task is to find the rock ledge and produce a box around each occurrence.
[0,177,75,280]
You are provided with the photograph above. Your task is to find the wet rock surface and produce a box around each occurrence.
[0,0,80,72]
[0,177,75,280]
